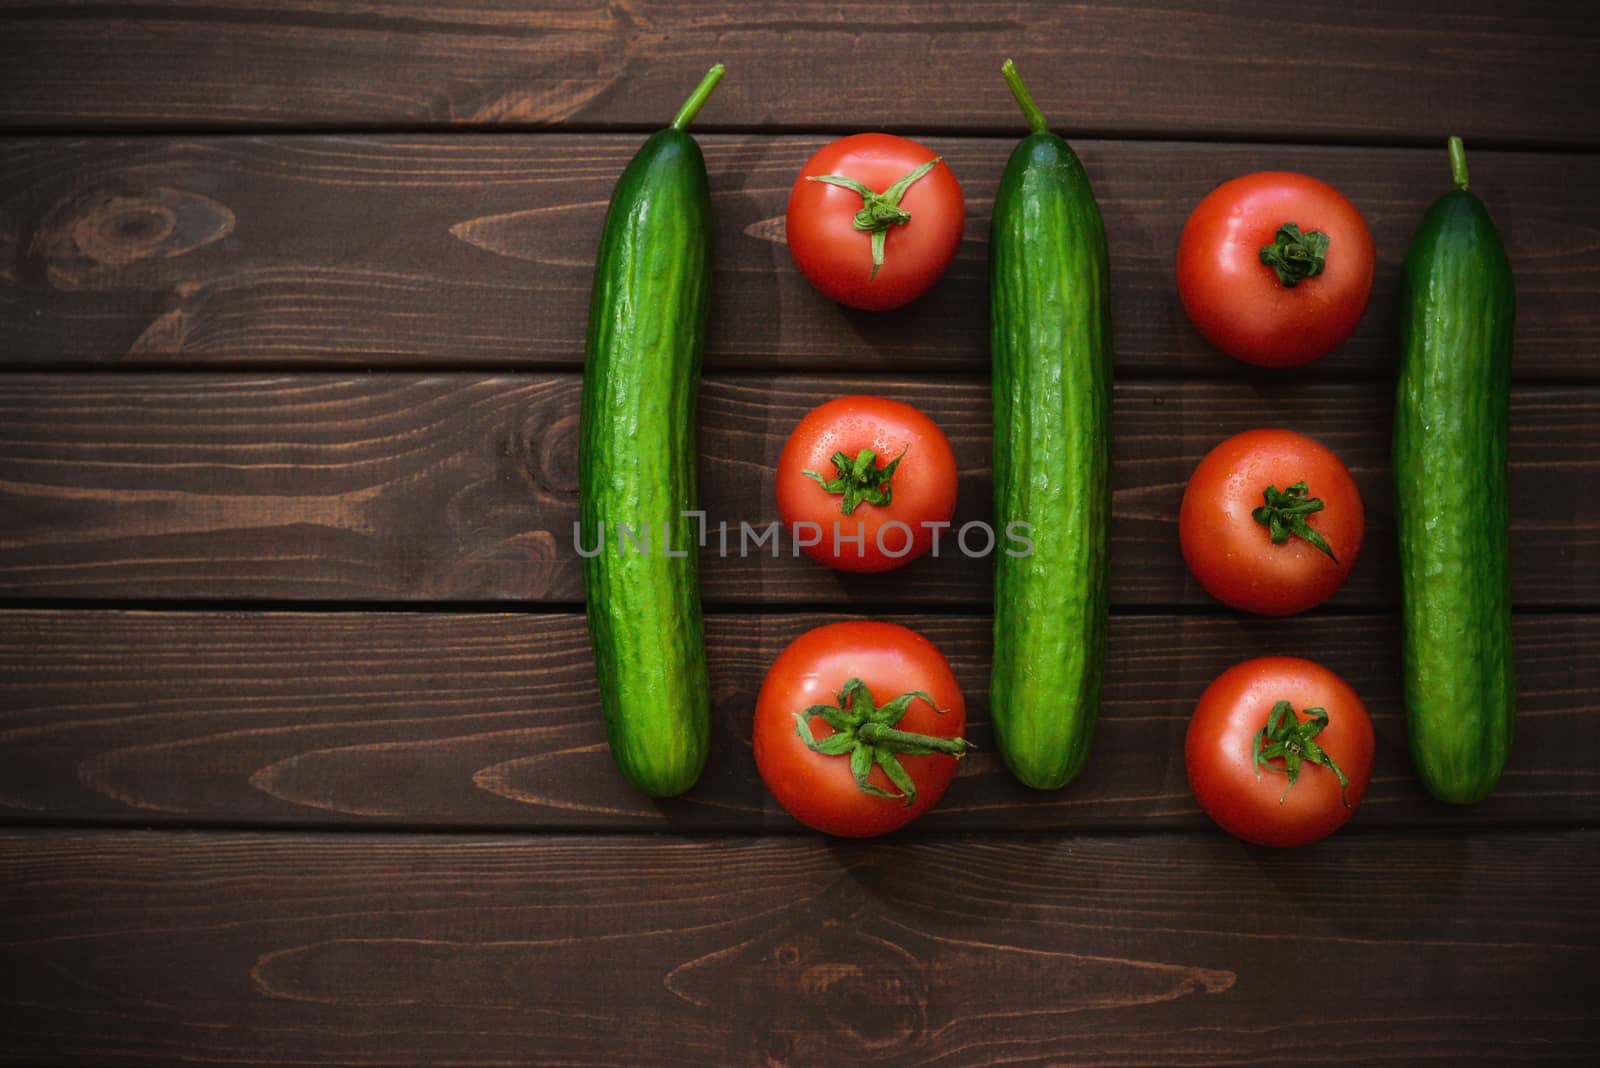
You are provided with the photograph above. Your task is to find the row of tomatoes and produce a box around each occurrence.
[753,133,1380,846]
[788,133,1375,369]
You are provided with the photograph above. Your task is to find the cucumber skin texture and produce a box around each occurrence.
[989,132,1113,790]
[1394,188,1516,804]
[580,129,711,797]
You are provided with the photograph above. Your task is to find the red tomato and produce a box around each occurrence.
[753,621,968,837]
[1177,171,1375,367]
[1179,428,1364,615]
[776,395,958,573]
[786,133,965,310]
[1186,656,1374,848]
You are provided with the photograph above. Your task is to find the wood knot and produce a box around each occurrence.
[665,887,930,1054]
[505,387,580,500]
[73,195,179,266]
[34,185,235,290]
[533,412,580,498]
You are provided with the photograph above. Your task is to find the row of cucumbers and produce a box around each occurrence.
[578,62,1515,831]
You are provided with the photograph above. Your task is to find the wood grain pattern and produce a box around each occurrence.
[2,1,1597,147]
[1,609,1593,830]
[0,828,1594,1066]
[1,8,1594,1065]
[0,374,1593,605]
[2,136,1595,376]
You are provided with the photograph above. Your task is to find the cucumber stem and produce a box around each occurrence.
[1448,135,1470,191]
[671,64,726,131]
[1001,59,1050,135]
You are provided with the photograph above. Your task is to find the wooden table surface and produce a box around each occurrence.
[2,3,1598,1065]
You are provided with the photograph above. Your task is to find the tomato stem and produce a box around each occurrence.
[1000,58,1049,135]
[1253,700,1352,806]
[856,721,971,755]
[1251,481,1338,562]
[1448,135,1470,192]
[801,445,909,515]
[670,64,725,131]
[794,678,970,806]
[1258,222,1330,288]
[806,158,943,281]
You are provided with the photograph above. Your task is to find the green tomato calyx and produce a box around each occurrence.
[1253,700,1351,806]
[1253,481,1338,563]
[806,157,942,281]
[801,446,908,516]
[1259,222,1329,288]
[794,677,970,807]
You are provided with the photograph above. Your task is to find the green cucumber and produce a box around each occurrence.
[988,60,1113,789]
[1394,136,1516,803]
[579,66,722,796]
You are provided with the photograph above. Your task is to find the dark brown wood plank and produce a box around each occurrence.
[2,136,1594,377]
[2,1,1596,147]
[1,610,1592,830]
[0,374,1593,606]
[0,828,1593,1066]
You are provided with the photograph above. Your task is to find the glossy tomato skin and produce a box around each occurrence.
[786,133,965,311]
[753,621,966,837]
[776,395,958,573]
[1177,172,1375,367]
[1186,656,1374,848]
[1179,429,1364,615]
